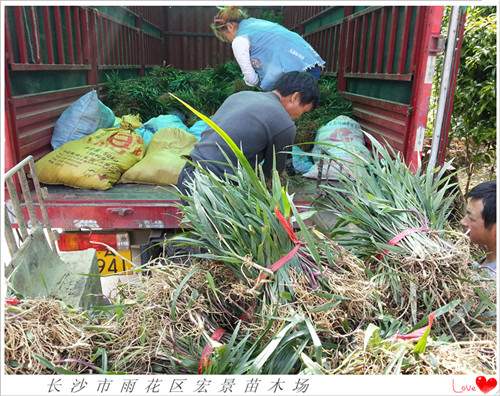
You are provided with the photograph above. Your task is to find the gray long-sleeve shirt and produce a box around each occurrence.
[189,91,295,178]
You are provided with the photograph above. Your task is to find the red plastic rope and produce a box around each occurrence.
[376,225,429,260]
[5,297,21,306]
[253,208,303,287]
[388,226,429,246]
[274,207,300,244]
[198,327,225,374]
[393,311,436,341]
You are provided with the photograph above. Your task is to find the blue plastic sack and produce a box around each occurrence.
[112,116,122,128]
[292,146,314,174]
[134,127,155,147]
[135,114,188,147]
[51,90,115,149]
[188,120,209,141]
[143,115,188,133]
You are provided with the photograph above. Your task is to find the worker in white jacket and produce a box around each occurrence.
[211,6,325,91]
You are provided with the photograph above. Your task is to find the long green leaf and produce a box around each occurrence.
[33,355,77,375]
[408,300,460,332]
[363,323,382,351]
[249,315,303,373]
[304,317,323,364]
[299,352,326,374]
[413,326,432,354]
[170,267,199,320]
[384,345,407,374]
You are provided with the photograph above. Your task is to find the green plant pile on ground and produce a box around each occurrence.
[94,261,354,375]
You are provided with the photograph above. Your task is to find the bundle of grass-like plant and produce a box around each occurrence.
[169,95,383,340]
[329,324,496,375]
[318,134,494,331]
[202,312,330,375]
[188,260,258,330]
[273,241,378,338]
[374,231,497,336]
[170,95,326,308]
[321,134,457,258]
[103,63,351,142]
[4,299,95,374]
[92,259,331,375]
[93,262,221,374]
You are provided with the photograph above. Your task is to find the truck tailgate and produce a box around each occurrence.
[7,177,320,232]
[40,183,181,231]
[48,176,323,227]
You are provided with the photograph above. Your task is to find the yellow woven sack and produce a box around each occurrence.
[35,128,144,190]
[120,128,197,186]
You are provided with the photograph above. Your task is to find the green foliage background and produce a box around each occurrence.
[452,7,496,157]
[429,6,496,189]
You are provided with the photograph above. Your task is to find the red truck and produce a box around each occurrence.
[3,6,465,273]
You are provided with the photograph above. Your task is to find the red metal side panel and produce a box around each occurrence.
[296,6,443,168]
[4,111,16,171]
[13,7,28,63]
[332,7,417,160]
[64,7,75,64]
[343,92,410,153]
[42,7,55,64]
[338,7,444,169]
[4,56,18,170]
[163,6,239,69]
[404,7,444,169]
[8,86,96,164]
[14,184,183,231]
[386,7,398,74]
[128,5,163,30]
[74,8,83,64]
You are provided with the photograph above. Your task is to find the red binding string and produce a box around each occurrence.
[254,208,303,286]
[376,225,429,260]
[198,327,225,374]
[5,297,21,306]
[273,207,301,244]
[199,208,303,369]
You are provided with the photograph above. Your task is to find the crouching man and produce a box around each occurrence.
[461,180,496,277]
[177,71,319,195]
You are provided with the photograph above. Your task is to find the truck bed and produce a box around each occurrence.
[35,176,321,231]
[44,183,178,201]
